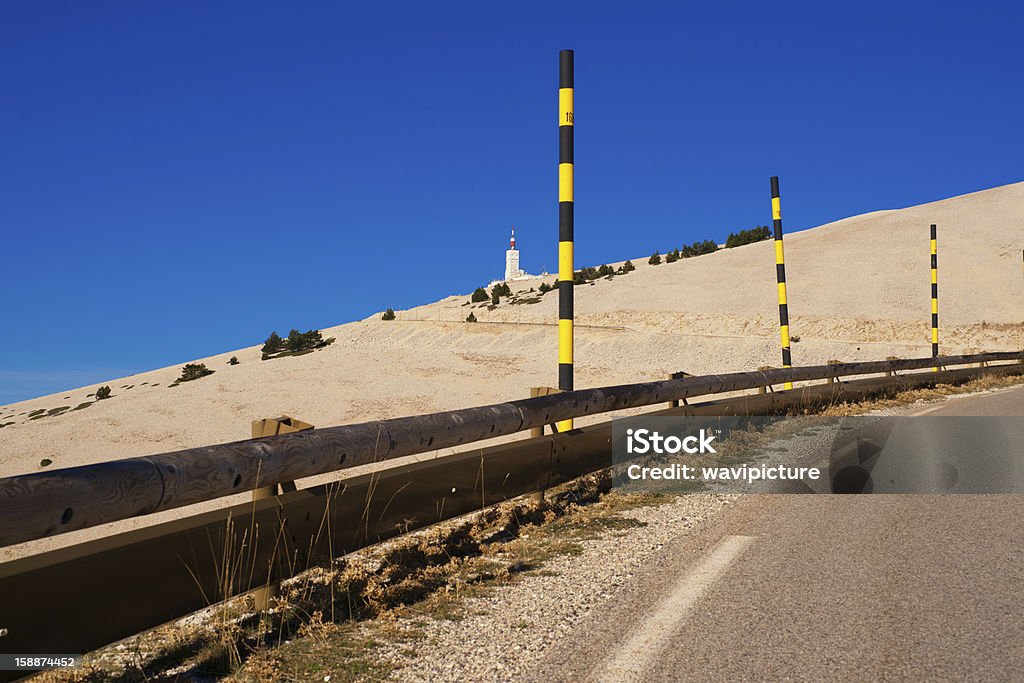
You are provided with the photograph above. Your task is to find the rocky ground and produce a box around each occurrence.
[369,493,737,682]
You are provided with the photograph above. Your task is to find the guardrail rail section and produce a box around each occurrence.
[0,352,1021,669]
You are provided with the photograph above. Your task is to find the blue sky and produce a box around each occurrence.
[2,1,1022,403]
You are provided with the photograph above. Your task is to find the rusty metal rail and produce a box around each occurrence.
[0,351,1019,548]
[0,361,1021,671]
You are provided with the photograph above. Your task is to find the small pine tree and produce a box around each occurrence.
[598,264,614,277]
[382,308,396,320]
[649,251,662,265]
[466,312,477,322]
[621,260,635,273]
[725,225,772,248]
[665,250,678,263]
[301,329,323,348]
[696,239,719,255]
[262,331,283,354]
[538,282,552,294]
[178,363,214,382]
[471,287,488,303]
[286,329,305,352]
[95,385,111,400]
[228,356,239,365]
[491,290,500,305]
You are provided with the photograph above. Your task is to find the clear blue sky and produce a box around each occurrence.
[2,1,1022,403]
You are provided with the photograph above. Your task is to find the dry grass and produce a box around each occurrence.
[40,474,664,682]
[818,371,1024,417]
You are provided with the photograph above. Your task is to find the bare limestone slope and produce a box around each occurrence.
[1,182,1022,488]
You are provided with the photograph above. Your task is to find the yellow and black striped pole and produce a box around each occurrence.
[931,224,939,371]
[557,49,574,432]
[770,176,793,390]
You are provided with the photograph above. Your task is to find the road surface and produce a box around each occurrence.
[526,386,1024,682]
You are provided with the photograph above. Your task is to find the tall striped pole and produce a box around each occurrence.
[770,176,793,390]
[931,224,939,371]
[557,49,574,432]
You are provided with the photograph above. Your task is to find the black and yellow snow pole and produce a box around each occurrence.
[557,49,574,431]
[931,224,939,371]
[770,176,793,390]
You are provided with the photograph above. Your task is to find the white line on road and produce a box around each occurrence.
[594,534,754,683]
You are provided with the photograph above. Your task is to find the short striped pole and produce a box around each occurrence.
[770,176,793,390]
[931,224,939,371]
[557,49,574,432]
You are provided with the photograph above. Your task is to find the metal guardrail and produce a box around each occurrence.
[0,351,1019,548]
[0,360,1021,671]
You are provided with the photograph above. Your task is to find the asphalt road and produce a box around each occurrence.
[526,387,1024,682]
[909,384,1024,416]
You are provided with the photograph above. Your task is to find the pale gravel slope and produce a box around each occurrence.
[1,182,1021,489]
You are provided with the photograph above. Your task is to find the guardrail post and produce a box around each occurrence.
[529,387,561,503]
[931,224,939,372]
[249,416,312,609]
[557,48,575,432]
[666,371,692,408]
[529,387,562,437]
[770,176,794,389]
[827,359,841,384]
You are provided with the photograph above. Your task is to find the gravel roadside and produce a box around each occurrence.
[372,493,737,682]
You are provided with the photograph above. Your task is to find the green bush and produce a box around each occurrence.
[178,363,214,382]
[95,386,111,400]
[228,356,239,365]
[491,290,500,305]
[490,282,511,300]
[262,332,283,354]
[725,225,772,248]
[620,260,635,273]
[286,328,323,352]
[597,264,614,277]
[466,312,477,322]
[305,329,323,347]
[382,308,396,320]
[681,240,719,257]
[649,251,662,265]
[574,266,600,284]
[665,250,679,263]
[471,287,489,303]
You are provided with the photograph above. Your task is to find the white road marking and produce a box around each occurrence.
[910,402,954,416]
[907,385,1023,416]
[594,534,754,683]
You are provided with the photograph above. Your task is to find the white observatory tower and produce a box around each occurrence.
[504,226,524,281]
